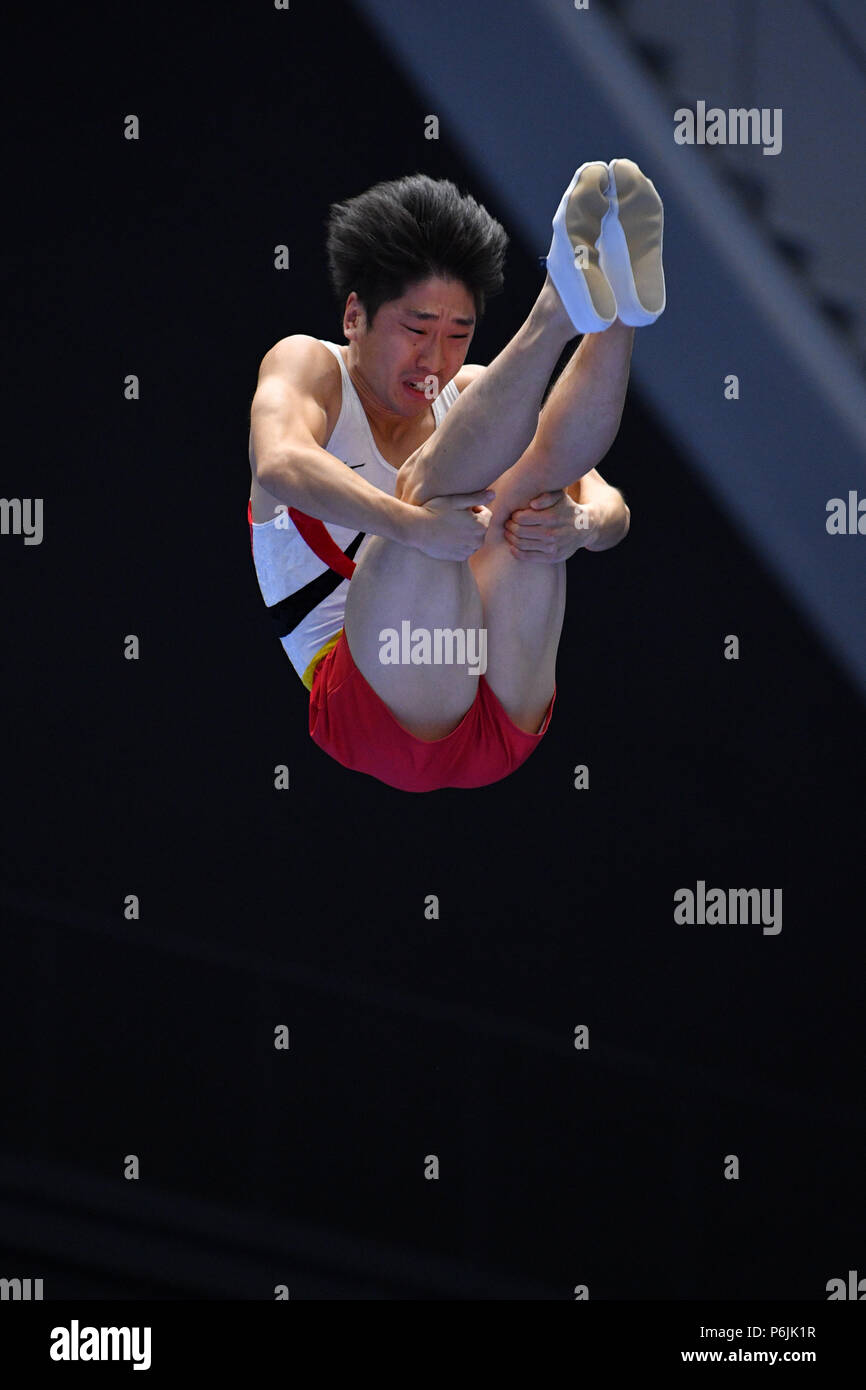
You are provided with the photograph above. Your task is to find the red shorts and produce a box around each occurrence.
[309,629,556,792]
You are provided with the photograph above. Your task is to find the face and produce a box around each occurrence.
[344,275,476,416]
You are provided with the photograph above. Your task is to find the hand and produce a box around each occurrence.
[409,490,495,560]
[504,489,599,562]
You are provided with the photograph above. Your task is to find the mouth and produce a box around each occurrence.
[402,378,430,400]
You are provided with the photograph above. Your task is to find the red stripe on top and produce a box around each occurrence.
[247,500,356,580]
[288,508,357,581]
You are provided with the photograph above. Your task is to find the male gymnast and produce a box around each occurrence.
[247,160,665,791]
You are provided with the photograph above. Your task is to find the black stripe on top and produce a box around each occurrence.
[264,532,366,638]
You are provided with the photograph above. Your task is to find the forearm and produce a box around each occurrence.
[567,480,630,551]
[258,445,418,546]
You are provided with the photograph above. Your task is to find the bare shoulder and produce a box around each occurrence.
[453,363,488,392]
[257,334,340,401]
[248,334,343,501]
[252,333,343,446]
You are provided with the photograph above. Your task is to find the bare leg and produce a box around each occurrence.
[400,280,634,506]
[467,320,635,733]
[343,538,484,740]
[342,274,574,740]
[344,287,636,740]
[498,318,635,500]
[397,275,574,504]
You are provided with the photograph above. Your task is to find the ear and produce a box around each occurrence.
[343,291,365,339]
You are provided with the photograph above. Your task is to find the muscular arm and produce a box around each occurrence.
[567,468,630,551]
[250,336,421,545]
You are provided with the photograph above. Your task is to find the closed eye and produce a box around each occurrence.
[404,326,470,338]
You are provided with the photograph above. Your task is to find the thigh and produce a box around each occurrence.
[343,533,486,741]
[469,461,567,735]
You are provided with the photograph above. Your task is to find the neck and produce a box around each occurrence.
[343,347,431,444]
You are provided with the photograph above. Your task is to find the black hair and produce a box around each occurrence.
[325,173,508,329]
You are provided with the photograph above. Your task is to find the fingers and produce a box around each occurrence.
[508,536,558,553]
[506,518,551,537]
[528,490,565,509]
[504,541,560,562]
[510,491,568,527]
[505,518,558,544]
[504,515,567,559]
[465,507,492,555]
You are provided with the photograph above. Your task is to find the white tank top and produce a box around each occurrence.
[248,340,461,688]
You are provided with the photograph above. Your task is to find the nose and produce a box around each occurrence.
[415,335,446,375]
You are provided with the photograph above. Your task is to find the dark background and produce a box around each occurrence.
[0,1,862,1298]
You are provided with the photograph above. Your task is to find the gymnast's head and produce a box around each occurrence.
[325,173,508,411]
